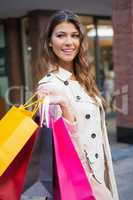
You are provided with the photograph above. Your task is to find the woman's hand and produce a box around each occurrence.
[37,83,76,123]
[37,82,68,105]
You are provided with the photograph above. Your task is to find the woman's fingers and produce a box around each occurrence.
[48,96,65,105]
[37,86,51,98]
[37,83,70,107]
[38,83,64,96]
[37,86,64,105]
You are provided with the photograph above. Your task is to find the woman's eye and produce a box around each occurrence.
[56,34,64,38]
[56,34,79,38]
[72,34,80,38]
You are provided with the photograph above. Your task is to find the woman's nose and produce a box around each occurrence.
[64,36,73,45]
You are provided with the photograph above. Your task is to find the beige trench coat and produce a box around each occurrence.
[38,67,119,200]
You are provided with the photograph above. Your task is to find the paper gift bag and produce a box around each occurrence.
[0,94,41,176]
[0,133,37,200]
[52,117,96,200]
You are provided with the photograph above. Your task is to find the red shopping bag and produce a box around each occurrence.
[0,132,37,200]
[52,117,96,200]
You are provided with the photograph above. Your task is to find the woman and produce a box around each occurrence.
[37,10,119,200]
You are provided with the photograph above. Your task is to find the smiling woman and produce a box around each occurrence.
[37,10,119,200]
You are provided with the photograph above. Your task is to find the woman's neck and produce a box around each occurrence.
[58,61,74,73]
[61,66,76,80]
[57,62,77,80]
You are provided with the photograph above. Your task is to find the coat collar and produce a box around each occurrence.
[39,67,103,107]
[54,67,103,106]
[54,67,72,82]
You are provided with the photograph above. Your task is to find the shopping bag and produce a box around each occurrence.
[23,124,53,199]
[52,117,96,200]
[0,94,42,176]
[0,132,37,200]
[23,98,53,199]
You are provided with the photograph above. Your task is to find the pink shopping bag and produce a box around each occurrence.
[52,117,96,200]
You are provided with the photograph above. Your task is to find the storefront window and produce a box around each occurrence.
[97,20,114,110]
[0,23,9,118]
[21,17,32,99]
[79,15,95,72]
[79,16,114,111]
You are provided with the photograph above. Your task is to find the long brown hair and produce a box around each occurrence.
[37,10,106,105]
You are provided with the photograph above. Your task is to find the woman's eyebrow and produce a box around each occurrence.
[55,31,66,34]
[55,31,79,34]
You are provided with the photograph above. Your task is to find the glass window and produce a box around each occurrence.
[79,15,95,72]
[0,25,6,76]
[97,20,113,75]
[0,23,9,118]
[21,17,33,99]
[97,19,114,110]
[79,17,114,112]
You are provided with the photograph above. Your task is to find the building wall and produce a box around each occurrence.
[112,0,133,143]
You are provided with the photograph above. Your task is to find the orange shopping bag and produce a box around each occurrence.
[0,94,42,176]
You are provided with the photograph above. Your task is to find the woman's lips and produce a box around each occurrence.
[62,49,75,54]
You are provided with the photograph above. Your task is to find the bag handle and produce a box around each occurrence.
[23,92,44,108]
[19,92,45,117]
[40,96,50,127]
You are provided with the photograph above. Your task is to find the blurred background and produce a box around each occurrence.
[0,0,133,199]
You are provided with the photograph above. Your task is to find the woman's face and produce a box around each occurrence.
[50,21,80,69]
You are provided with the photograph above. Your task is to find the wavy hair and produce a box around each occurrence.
[37,10,105,105]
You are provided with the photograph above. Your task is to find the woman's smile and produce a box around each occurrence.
[62,48,75,54]
[50,21,80,68]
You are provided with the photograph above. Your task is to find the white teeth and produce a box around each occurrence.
[63,50,74,52]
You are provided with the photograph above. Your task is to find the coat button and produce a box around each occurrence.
[64,80,69,85]
[47,73,51,77]
[76,95,81,100]
[91,133,96,138]
[95,153,99,159]
[85,114,90,119]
